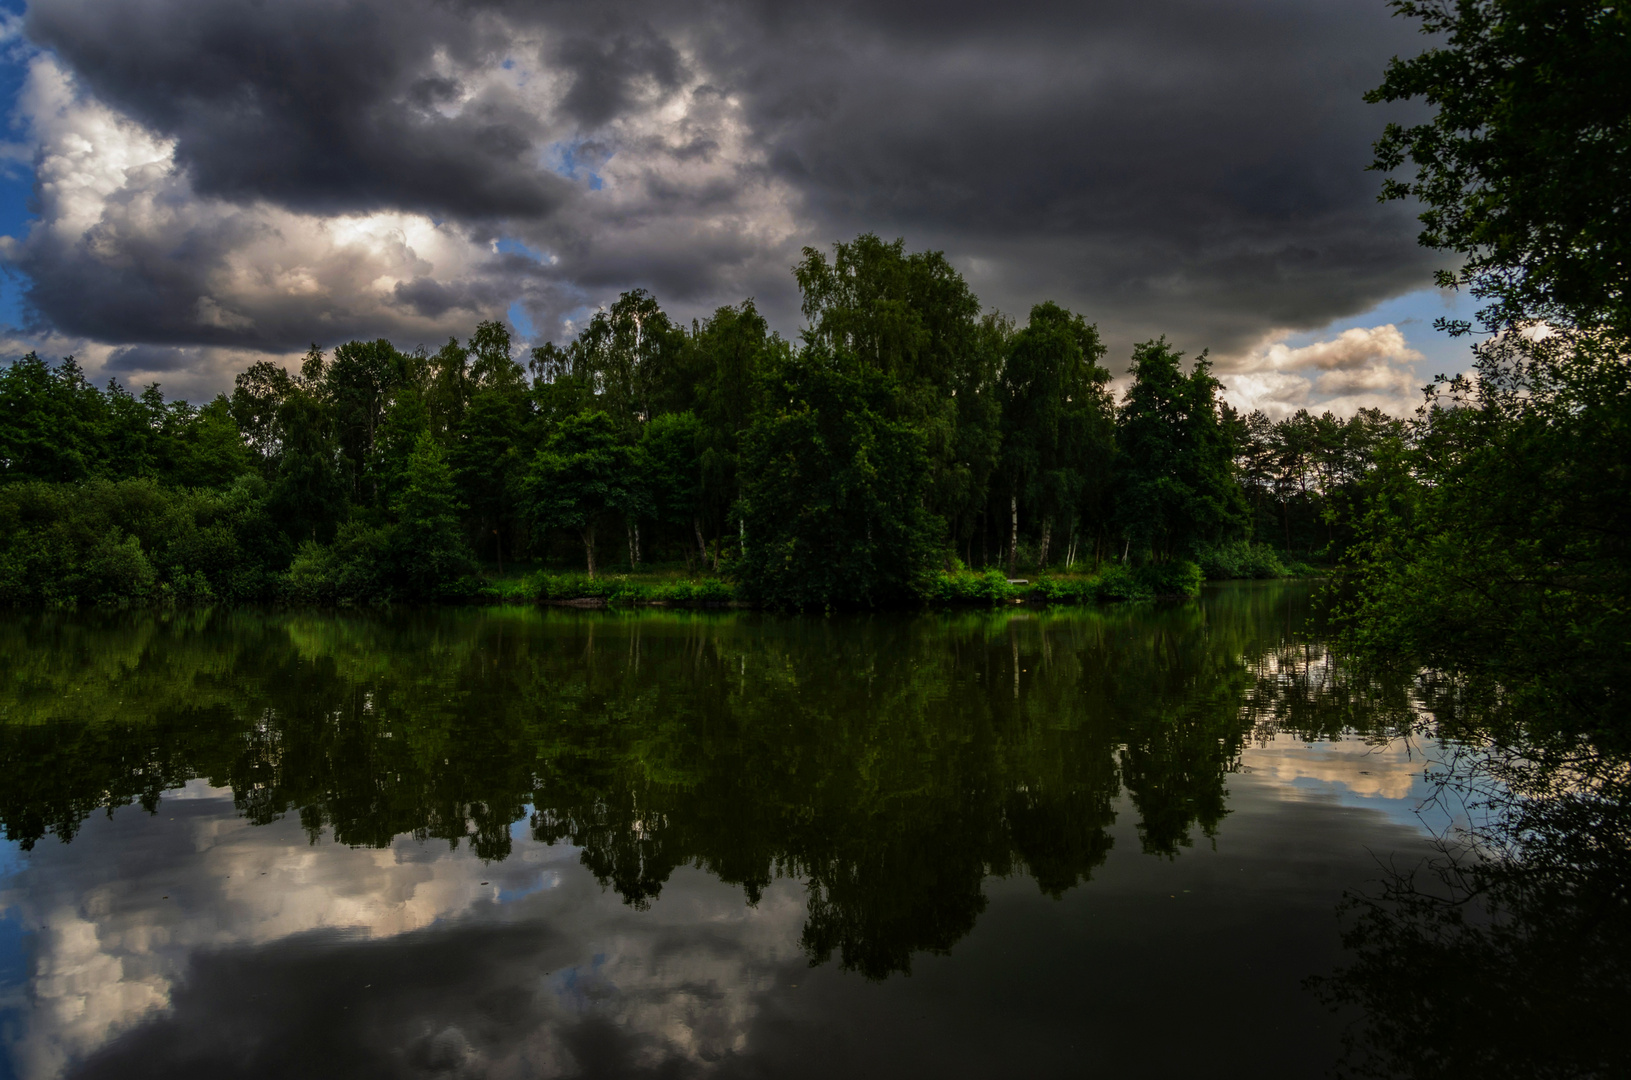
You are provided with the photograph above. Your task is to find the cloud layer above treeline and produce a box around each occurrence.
[0,0,1441,412]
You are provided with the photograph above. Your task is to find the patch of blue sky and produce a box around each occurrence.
[0,839,22,881]
[551,952,611,1012]
[543,141,606,191]
[0,0,35,331]
[494,237,548,263]
[0,911,26,991]
[507,300,537,341]
[1286,285,1483,384]
[1281,772,1456,835]
[559,304,596,334]
[0,919,25,1080]
[497,870,560,905]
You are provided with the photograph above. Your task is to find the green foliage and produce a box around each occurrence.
[1115,339,1246,561]
[283,524,388,604]
[1136,559,1204,598]
[998,301,1116,571]
[523,411,646,577]
[926,569,1017,604]
[1367,0,1631,336]
[737,352,942,608]
[268,387,345,545]
[1192,540,1289,580]
[516,571,736,606]
[1092,563,1148,601]
[641,410,708,534]
[1233,406,1405,560]
[1029,575,1099,603]
[1342,334,1631,733]
[795,235,1000,550]
[390,434,475,597]
[1344,0,1631,747]
[0,476,280,606]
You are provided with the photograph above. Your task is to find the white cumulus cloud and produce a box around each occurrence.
[1216,324,1426,419]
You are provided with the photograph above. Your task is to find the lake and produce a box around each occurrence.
[0,582,1618,1079]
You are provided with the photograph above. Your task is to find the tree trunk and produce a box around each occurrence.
[627,522,637,569]
[1038,517,1052,568]
[739,517,745,558]
[1008,494,1019,575]
[694,517,709,563]
[495,528,503,576]
[583,522,597,579]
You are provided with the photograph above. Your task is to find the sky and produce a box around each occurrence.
[0,0,1480,415]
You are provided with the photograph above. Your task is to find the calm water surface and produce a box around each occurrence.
[0,583,1589,1078]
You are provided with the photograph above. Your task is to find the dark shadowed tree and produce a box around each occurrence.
[1115,339,1246,562]
[737,349,941,608]
[389,433,474,597]
[996,302,1116,572]
[523,411,646,578]
[1368,0,1631,336]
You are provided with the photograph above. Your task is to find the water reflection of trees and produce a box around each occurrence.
[1,588,1312,979]
[1248,650,1631,1080]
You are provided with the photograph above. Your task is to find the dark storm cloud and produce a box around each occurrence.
[555,25,687,127]
[10,0,1440,373]
[103,343,195,373]
[23,0,577,218]
[706,0,1436,350]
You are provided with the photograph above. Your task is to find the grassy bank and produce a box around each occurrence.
[478,559,1219,608]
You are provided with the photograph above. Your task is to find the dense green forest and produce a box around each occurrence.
[0,237,1379,608]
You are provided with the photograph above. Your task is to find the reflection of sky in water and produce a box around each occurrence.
[0,737,1449,1080]
[0,786,805,1079]
[1239,733,1460,834]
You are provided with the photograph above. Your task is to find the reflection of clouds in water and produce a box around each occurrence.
[0,786,804,1079]
[1241,733,1428,802]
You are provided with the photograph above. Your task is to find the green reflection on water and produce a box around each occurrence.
[1,582,1380,979]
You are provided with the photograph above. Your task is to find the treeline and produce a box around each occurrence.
[0,235,1391,607]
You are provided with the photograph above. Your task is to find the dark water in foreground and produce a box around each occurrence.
[0,584,1619,1079]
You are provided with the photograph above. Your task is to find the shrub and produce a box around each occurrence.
[925,568,1016,604]
[1094,563,1149,601]
[1030,575,1097,603]
[1192,540,1287,580]
[281,522,391,604]
[1138,560,1204,598]
[515,573,735,606]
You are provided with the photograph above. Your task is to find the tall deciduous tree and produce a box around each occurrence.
[269,386,345,546]
[1115,339,1246,562]
[451,321,529,570]
[737,350,940,608]
[390,433,474,596]
[795,235,998,542]
[523,411,645,578]
[997,302,1115,572]
[1368,0,1631,336]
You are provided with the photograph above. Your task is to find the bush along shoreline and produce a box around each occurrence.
[0,476,1313,611]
